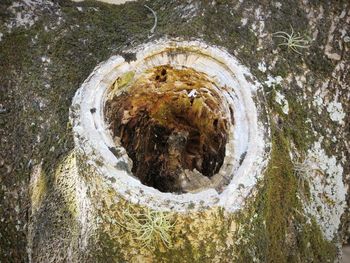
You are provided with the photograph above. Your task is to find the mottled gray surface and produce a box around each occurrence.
[0,0,349,262]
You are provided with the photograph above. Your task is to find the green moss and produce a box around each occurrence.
[30,166,47,213]
[234,124,337,262]
[90,232,125,262]
[234,92,337,262]
[265,128,298,262]
[90,197,236,262]
[264,84,314,153]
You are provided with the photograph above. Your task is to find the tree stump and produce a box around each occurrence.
[1,0,349,262]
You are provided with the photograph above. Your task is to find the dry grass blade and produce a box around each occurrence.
[144,5,157,35]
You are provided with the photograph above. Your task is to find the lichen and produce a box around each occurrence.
[326,100,345,125]
[234,123,337,263]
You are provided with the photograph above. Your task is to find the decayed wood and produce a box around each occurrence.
[105,66,232,193]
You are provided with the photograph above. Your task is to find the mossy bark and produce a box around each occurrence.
[1,0,349,262]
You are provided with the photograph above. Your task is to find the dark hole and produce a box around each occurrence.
[122,52,137,62]
[108,146,121,157]
[104,66,230,193]
[229,107,234,124]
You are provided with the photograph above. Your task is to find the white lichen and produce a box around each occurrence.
[304,137,347,241]
[6,0,41,29]
[5,0,60,32]
[264,75,283,87]
[313,95,323,114]
[72,0,136,4]
[241,18,248,26]
[177,3,200,20]
[41,56,51,63]
[274,90,289,114]
[274,2,282,9]
[327,100,345,125]
[258,61,267,73]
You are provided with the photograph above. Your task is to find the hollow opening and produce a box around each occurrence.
[105,66,232,193]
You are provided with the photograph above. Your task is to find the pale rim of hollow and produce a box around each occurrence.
[70,39,270,212]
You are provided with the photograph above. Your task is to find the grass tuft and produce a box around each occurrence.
[117,206,175,249]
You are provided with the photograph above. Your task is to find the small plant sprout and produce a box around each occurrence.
[117,206,175,249]
[293,156,324,177]
[273,26,310,54]
[293,156,323,201]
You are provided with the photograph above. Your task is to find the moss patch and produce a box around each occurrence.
[234,91,337,262]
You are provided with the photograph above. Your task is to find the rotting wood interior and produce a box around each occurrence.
[105,65,233,193]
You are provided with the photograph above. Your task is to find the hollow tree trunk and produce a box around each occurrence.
[1,0,349,262]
